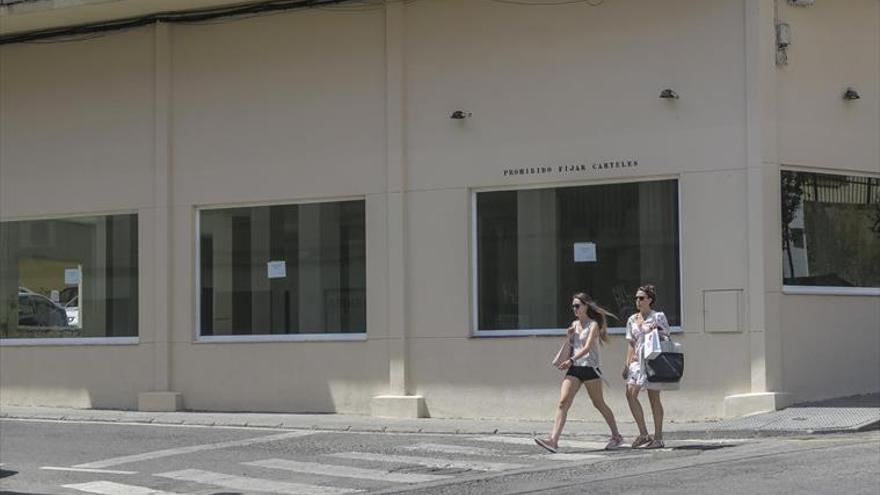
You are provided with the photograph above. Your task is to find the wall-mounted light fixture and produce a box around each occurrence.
[659,89,679,100]
[450,110,472,120]
[842,87,860,100]
[775,22,791,66]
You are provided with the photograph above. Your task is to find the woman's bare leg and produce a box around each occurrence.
[549,376,582,443]
[647,389,664,440]
[584,379,619,436]
[626,384,649,436]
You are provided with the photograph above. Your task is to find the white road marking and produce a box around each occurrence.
[73,431,313,469]
[42,466,138,474]
[529,453,606,461]
[245,458,450,483]
[0,417,293,432]
[471,436,607,450]
[155,469,360,495]
[403,443,500,456]
[63,480,181,495]
[329,452,526,472]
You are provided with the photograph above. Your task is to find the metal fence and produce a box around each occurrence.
[799,173,879,206]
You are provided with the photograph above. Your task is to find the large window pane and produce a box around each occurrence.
[782,171,880,288]
[0,214,139,339]
[476,180,680,331]
[199,200,366,335]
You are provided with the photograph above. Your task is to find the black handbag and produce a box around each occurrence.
[646,349,684,383]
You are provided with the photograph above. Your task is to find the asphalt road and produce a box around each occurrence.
[0,418,878,495]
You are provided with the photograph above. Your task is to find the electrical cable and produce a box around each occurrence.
[0,0,353,44]
[1,0,604,45]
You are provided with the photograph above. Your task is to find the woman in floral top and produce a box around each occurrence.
[623,284,670,449]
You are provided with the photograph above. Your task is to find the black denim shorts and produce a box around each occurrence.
[565,366,601,382]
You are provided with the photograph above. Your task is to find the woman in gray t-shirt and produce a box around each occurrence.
[535,293,623,453]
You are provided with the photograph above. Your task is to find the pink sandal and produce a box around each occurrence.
[605,434,624,450]
[534,437,558,453]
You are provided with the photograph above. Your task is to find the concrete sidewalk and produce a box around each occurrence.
[1,393,877,440]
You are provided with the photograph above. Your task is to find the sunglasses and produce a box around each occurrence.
[571,303,582,309]
[635,296,647,301]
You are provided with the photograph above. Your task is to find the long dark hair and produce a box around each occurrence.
[572,292,617,343]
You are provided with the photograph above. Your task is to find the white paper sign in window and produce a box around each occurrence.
[267,260,287,279]
[64,268,81,285]
[573,242,597,263]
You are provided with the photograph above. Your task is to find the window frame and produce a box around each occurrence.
[780,167,880,297]
[193,197,368,344]
[0,210,141,346]
[469,177,684,337]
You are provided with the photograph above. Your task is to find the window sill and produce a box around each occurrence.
[782,286,880,296]
[195,333,367,344]
[472,327,683,337]
[0,337,139,346]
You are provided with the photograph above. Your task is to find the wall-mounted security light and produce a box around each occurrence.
[450,110,472,120]
[659,89,679,100]
[776,22,791,48]
[843,87,860,100]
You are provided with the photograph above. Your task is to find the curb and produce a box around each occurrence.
[2,411,877,440]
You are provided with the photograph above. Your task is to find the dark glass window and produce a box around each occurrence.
[199,200,366,335]
[782,171,880,288]
[476,180,680,330]
[0,215,138,339]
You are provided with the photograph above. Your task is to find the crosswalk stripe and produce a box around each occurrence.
[529,453,606,461]
[471,436,607,450]
[403,443,500,456]
[245,458,450,483]
[42,466,138,474]
[329,452,526,472]
[155,468,361,495]
[75,431,313,469]
[63,481,181,495]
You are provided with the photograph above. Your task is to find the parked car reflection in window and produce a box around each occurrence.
[18,288,69,328]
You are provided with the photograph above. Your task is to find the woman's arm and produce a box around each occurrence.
[558,323,577,369]
[623,340,635,378]
[654,312,671,336]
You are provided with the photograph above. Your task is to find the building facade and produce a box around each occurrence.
[1,0,878,420]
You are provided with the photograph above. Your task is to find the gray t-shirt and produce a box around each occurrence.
[571,319,601,368]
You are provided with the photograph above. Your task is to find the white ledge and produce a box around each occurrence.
[195,333,367,344]
[473,326,683,337]
[0,337,139,346]
[783,286,880,296]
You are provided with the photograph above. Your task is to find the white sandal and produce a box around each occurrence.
[644,438,665,449]
[631,434,651,448]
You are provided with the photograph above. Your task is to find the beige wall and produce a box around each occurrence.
[0,28,156,407]
[401,0,754,419]
[778,295,880,402]
[768,0,880,405]
[1,0,878,419]
[0,28,155,217]
[163,8,390,413]
[776,0,879,173]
